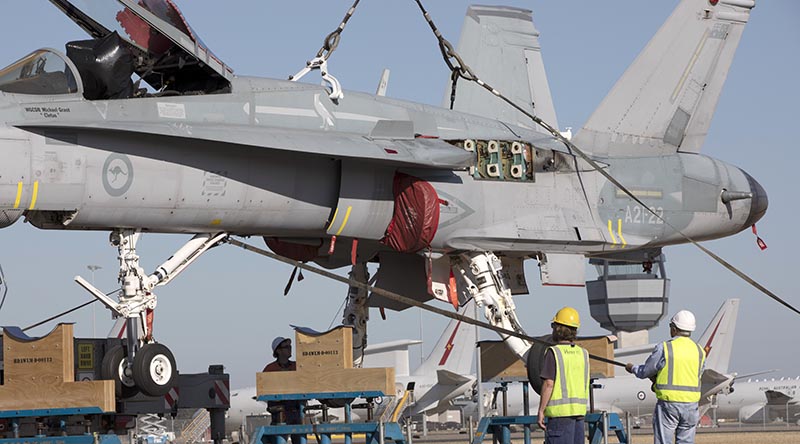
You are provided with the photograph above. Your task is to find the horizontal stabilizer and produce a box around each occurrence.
[765,390,794,405]
[437,369,472,386]
[702,368,731,386]
[365,339,423,354]
[17,121,472,170]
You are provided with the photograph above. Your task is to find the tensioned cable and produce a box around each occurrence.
[227,237,625,367]
[410,0,798,316]
[22,288,120,332]
[292,0,361,67]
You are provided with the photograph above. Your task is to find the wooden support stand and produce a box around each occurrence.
[0,324,115,411]
[257,326,394,397]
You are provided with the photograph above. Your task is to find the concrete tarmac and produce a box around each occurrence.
[409,424,800,444]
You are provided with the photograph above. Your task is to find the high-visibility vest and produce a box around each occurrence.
[654,336,706,402]
[544,344,589,417]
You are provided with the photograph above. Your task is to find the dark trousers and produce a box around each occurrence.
[545,416,585,444]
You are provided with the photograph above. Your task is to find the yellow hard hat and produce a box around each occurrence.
[552,306,580,328]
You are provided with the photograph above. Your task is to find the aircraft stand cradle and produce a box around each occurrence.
[255,326,403,444]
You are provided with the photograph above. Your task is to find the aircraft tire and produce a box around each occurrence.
[101,345,140,398]
[526,341,549,395]
[133,343,177,396]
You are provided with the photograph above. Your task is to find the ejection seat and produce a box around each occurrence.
[65,31,135,100]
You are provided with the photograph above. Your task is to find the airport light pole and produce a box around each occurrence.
[87,265,102,337]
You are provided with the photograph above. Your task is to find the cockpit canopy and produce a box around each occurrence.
[0,49,79,95]
[48,0,233,96]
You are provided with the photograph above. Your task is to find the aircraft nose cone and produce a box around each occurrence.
[744,172,768,227]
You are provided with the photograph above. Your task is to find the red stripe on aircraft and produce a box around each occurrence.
[438,320,462,366]
[703,314,725,356]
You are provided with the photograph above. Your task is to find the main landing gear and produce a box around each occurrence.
[76,229,227,397]
[453,252,532,361]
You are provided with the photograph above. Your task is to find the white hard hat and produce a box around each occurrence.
[670,310,696,332]
[271,336,290,354]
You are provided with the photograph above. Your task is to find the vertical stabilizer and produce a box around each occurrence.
[573,0,755,157]
[444,5,558,133]
[412,299,477,377]
[697,298,739,374]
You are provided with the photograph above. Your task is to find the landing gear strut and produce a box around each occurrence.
[453,252,531,361]
[76,229,226,397]
[342,263,370,367]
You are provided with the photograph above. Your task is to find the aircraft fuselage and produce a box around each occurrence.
[0,72,767,258]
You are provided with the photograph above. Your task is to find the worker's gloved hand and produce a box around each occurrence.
[625,363,634,374]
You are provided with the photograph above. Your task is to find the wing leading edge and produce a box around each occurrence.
[17,121,473,170]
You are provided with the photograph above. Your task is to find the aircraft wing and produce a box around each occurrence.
[17,122,473,170]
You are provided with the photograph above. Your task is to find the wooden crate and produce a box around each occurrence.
[258,367,395,396]
[296,326,353,370]
[257,326,394,397]
[479,335,616,383]
[0,324,115,411]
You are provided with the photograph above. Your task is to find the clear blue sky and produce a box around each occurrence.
[0,1,797,389]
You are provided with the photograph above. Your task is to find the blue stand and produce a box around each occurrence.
[586,412,628,444]
[253,391,406,444]
[0,436,121,444]
[471,416,537,444]
[0,406,120,444]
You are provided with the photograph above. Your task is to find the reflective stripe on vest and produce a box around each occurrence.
[544,344,589,417]
[654,336,706,402]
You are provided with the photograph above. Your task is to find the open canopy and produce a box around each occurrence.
[49,0,233,93]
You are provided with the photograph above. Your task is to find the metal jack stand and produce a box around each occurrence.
[585,379,629,444]
[472,382,535,444]
[585,412,628,444]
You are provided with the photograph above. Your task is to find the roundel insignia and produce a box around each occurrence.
[102,153,134,197]
[637,390,646,401]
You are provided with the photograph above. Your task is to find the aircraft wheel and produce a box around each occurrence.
[133,343,177,396]
[101,345,139,398]
[526,340,549,395]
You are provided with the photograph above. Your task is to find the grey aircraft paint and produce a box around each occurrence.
[0,2,765,318]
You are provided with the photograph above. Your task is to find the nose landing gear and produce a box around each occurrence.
[77,229,226,397]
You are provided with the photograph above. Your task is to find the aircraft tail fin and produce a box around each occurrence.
[698,298,740,374]
[572,0,755,157]
[412,299,477,377]
[444,5,558,133]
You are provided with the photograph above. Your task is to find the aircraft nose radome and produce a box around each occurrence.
[744,172,768,227]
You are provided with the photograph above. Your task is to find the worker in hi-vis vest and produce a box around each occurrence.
[626,310,706,444]
[537,307,590,444]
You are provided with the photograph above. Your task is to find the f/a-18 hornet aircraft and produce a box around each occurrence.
[0,0,764,397]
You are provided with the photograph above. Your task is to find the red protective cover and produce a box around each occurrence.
[381,173,441,253]
[264,237,321,262]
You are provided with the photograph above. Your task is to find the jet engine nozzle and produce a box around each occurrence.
[0,209,22,229]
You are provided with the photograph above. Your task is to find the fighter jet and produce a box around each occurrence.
[0,0,765,397]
